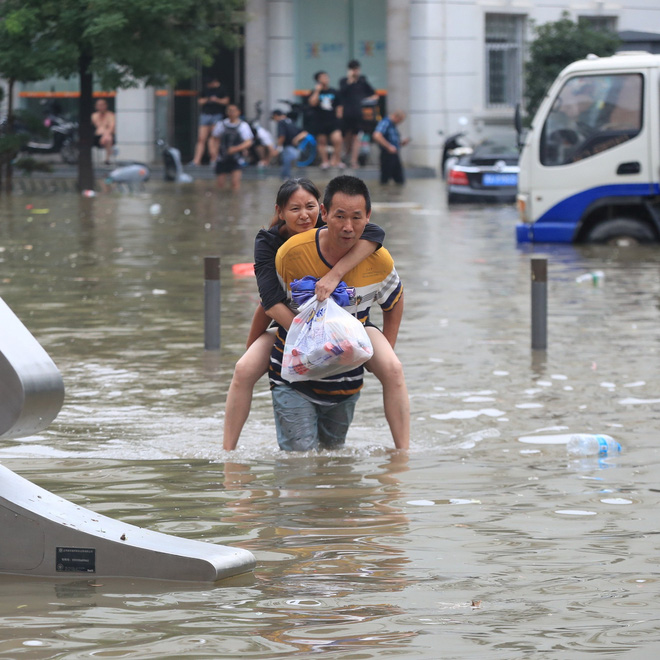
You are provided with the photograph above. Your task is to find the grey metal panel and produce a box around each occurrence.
[0,297,65,439]
[0,464,256,581]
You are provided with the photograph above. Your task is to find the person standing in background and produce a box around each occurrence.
[308,71,344,170]
[372,111,410,184]
[337,60,379,169]
[191,77,230,166]
[212,104,253,191]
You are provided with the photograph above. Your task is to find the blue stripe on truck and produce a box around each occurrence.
[518,182,660,243]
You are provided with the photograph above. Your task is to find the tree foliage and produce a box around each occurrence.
[0,0,244,190]
[524,12,620,119]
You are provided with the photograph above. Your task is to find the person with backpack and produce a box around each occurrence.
[212,104,254,191]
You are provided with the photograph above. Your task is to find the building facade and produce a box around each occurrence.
[245,0,660,169]
[5,0,660,169]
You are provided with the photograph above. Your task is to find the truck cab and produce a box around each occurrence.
[516,52,660,244]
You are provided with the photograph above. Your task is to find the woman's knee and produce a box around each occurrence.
[369,353,404,385]
[233,354,266,386]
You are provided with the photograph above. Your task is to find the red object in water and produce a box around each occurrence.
[232,263,255,277]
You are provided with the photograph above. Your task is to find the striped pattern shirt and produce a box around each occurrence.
[269,227,403,404]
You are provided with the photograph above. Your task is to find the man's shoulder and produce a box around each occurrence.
[280,228,318,253]
[275,229,320,273]
[375,117,390,130]
[367,246,394,269]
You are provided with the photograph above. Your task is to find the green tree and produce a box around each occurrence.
[1,0,243,191]
[524,12,620,119]
[0,1,57,190]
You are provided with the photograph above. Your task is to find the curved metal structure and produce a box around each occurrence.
[0,297,65,439]
[0,465,256,581]
[0,297,256,581]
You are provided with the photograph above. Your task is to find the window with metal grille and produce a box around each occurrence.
[578,16,618,33]
[485,13,525,108]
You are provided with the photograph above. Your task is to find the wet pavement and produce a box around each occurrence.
[1,176,660,657]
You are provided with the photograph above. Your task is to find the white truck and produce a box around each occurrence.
[516,52,660,245]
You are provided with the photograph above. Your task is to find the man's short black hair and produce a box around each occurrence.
[347,59,361,70]
[323,175,371,214]
[271,109,286,118]
[314,70,327,82]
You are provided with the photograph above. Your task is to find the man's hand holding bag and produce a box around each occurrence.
[281,290,373,383]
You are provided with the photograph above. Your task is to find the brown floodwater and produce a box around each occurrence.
[1,177,660,658]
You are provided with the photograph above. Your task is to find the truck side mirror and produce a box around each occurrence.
[514,103,523,149]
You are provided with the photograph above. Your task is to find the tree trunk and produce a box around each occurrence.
[5,79,15,193]
[77,51,95,191]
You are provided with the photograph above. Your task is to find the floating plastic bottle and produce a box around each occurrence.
[566,434,621,456]
[575,270,604,285]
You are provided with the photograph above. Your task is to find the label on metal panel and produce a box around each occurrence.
[56,547,96,573]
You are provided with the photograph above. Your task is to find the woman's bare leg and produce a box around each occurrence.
[365,327,410,449]
[223,332,275,450]
[193,124,212,165]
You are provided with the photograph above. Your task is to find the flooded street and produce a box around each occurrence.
[1,176,660,658]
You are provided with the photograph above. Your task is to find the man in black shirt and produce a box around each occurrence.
[191,77,230,166]
[308,71,343,169]
[337,60,379,168]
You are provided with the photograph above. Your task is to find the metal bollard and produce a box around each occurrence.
[531,256,547,350]
[204,256,221,350]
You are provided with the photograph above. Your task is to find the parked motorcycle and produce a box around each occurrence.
[18,101,79,165]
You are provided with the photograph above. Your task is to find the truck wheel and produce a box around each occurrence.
[587,218,656,246]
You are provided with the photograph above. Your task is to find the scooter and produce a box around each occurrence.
[158,139,193,183]
[19,101,79,165]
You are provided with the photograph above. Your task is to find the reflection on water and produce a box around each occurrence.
[2,180,660,656]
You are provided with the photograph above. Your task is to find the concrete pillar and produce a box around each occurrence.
[115,87,156,163]
[386,0,411,120]
[409,0,447,170]
[267,0,296,133]
[245,0,268,120]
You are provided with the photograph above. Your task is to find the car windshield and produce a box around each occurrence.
[472,137,519,159]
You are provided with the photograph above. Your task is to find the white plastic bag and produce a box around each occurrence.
[281,297,373,382]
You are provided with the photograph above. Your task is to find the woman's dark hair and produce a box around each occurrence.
[270,178,321,232]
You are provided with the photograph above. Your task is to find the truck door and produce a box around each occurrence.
[529,70,650,242]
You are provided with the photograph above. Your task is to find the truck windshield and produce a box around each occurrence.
[540,73,643,166]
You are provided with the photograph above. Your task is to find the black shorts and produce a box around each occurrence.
[215,156,241,174]
[341,114,362,134]
[94,133,115,147]
[314,118,340,137]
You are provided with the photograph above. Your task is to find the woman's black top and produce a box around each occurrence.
[254,220,385,310]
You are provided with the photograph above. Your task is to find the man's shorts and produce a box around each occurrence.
[271,386,360,452]
[200,113,223,127]
[93,133,115,147]
[314,118,340,137]
[215,156,241,175]
[341,114,362,134]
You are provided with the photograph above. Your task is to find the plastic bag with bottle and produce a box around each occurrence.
[281,296,373,382]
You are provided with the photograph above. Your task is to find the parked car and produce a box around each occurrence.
[446,136,519,204]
